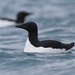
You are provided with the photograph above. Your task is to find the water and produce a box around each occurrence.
[0,0,75,75]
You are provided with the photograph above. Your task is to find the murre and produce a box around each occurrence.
[0,11,32,27]
[15,22,75,53]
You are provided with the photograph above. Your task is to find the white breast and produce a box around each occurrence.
[24,38,71,53]
[0,20,15,27]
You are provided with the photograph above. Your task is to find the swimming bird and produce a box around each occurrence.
[15,22,75,53]
[0,11,32,27]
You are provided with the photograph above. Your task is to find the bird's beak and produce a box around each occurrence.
[28,13,33,15]
[15,24,27,29]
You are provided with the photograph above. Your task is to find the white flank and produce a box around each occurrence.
[0,20,15,27]
[24,38,71,53]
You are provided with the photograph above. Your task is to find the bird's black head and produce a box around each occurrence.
[16,11,32,23]
[15,22,38,32]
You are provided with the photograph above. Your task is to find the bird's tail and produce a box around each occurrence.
[74,42,75,46]
[71,42,75,46]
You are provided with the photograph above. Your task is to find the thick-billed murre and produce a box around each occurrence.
[0,11,32,27]
[15,22,75,53]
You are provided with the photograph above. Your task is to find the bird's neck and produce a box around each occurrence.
[28,32,40,47]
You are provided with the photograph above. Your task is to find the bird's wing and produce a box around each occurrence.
[41,40,62,49]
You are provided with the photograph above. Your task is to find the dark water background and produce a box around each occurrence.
[0,0,75,75]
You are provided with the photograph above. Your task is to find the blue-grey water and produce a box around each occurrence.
[0,0,75,75]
